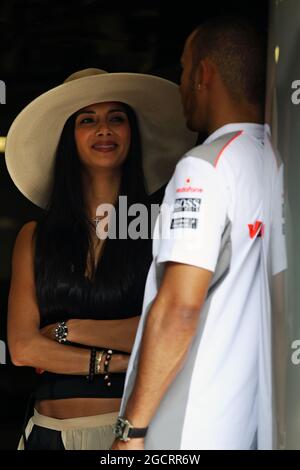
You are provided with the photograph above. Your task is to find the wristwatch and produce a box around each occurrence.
[113,417,148,442]
[54,321,68,343]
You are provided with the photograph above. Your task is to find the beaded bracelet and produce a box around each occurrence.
[103,349,113,387]
[87,347,97,382]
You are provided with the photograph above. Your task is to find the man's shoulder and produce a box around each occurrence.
[181,130,243,168]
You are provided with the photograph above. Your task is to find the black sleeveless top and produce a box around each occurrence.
[35,245,150,400]
[34,187,165,401]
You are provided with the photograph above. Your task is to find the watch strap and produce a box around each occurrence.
[127,426,148,439]
[114,417,148,441]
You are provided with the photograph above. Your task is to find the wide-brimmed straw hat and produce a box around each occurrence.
[5,68,196,208]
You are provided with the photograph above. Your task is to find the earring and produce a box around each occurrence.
[197,83,202,91]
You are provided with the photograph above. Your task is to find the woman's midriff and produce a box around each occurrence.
[36,397,122,419]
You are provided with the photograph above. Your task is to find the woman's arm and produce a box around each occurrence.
[7,222,129,375]
[40,316,140,353]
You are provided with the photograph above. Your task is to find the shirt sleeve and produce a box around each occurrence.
[156,156,230,272]
[271,164,287,276]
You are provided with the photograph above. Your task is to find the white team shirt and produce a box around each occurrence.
[258,124,287,449]
[120,123,286,450]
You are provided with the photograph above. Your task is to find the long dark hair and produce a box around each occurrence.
[34,104,152,325]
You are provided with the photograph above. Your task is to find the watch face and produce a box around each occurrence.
[113,418,126,439]
[56,325,64,336]
[55,322,68,343]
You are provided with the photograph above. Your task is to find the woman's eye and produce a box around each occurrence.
[79,117,95,124]
[110,115,126,123]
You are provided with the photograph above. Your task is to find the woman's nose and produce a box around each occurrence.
[95,123,112,136]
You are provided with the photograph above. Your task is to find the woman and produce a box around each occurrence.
[5,68,195,450]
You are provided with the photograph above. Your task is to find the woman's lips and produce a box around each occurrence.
[92,143,118,153]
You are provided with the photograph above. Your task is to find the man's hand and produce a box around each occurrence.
[111,438,145,450]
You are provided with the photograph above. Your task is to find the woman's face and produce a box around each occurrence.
[74,101,131,171]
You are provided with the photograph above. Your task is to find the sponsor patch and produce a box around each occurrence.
[174,198,201,213]
[171,218,198,230]
[176,186,203,193]
[248,221,264,239]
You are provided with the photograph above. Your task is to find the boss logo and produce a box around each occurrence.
[171,217,198,230]
[173,198,201,213]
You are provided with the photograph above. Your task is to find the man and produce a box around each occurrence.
[112,18,276,450]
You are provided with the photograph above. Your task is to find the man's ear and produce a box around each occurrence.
[197,59,215,89]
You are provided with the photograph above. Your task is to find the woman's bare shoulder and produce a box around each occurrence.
[17,220,37,237]
[13,220,38,256]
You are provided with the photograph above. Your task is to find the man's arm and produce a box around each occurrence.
[112,261,212,449]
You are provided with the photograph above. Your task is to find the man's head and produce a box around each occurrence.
[180,17,267,133]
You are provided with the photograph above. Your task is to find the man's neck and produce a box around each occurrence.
[207,96,264,136]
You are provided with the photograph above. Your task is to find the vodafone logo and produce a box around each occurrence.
[248,221,265,239]
[176,178,203,194]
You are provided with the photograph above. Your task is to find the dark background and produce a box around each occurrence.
[0,0,269,449]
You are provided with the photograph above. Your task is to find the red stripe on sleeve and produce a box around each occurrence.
[214,130,243,167]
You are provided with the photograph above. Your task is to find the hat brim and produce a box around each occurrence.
[5,73,196,208]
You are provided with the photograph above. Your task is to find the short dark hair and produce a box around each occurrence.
[191,17,267,104]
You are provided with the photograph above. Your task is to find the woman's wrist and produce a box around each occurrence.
[109,353,129,373]
[66,318,92,344]
[65,318,74,342]
[92,352,127,374]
